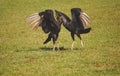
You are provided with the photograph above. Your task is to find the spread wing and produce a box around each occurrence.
[26,10,56,33]
[26,12,45,30]
[80,11,90,27]
[71,8,90,28]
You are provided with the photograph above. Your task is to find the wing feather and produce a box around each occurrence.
[80,12,90,27]
[32,21,40,30]
[71,8,90,28]
[26,12,44,30]
[81,13,90,23]
[80,17,86,27]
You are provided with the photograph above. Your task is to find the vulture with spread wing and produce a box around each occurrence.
[55,8,91,50]
[26,9,62,50]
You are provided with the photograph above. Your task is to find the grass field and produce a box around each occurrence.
[0,0,120,76]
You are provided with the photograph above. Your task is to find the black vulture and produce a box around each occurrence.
[55,8,91,50]
[26,9,62,50]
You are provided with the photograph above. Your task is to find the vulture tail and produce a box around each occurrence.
[83,28,91,34]
[80,28,91,34]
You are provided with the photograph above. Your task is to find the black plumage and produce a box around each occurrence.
[55,8,91,50]
[26,9,62,50]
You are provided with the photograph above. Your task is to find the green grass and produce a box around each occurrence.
[0,0,120,76]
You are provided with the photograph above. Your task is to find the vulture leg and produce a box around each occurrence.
[77,34,84,47]
[52,34,59,51]
[43,33,52,44]
[71,33,75,50]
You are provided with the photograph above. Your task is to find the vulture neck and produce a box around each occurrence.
[61,15,72,31]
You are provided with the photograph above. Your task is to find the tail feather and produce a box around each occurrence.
[80,28,91,34]
[83,28,91,33]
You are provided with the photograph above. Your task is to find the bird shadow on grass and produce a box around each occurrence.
[16,47,68,52]
[39,46,69,51]
[15,46,84,52]
[39,47,85,51]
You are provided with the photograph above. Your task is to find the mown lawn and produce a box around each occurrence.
[0,0,120,76]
